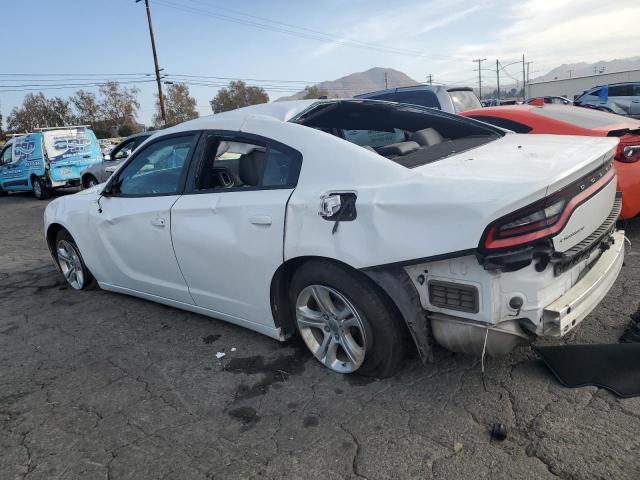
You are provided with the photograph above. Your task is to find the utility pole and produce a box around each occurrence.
[567,68,573,79]
[522,54,526,100]
[427,74,433,86]
[473,58,486,99]
[138,0,166,125]
[384,72,388,89]
[496,60,500,100]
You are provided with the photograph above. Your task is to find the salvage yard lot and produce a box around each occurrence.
[1,191,640,480]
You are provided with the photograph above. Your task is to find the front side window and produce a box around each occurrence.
[112,134,196,196]
[0,145,12,165]
[195,134,301,191]
[112,139,137,161]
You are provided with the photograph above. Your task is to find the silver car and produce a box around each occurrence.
[81,132,153,188]
[574,82,640,118]
[354,85,482,113]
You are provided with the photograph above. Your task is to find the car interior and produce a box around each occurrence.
[197,137,295,190]
[293,100,503,168]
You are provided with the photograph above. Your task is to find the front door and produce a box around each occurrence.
[88,133,199,303]
[171,132,302,327]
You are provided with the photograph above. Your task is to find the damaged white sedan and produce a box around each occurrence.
[44,99,624,377]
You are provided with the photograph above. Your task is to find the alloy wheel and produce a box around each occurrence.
[56,240,85,290]
[295,285,367,373]
[33,180,42,198]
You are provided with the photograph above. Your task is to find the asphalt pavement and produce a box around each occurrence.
[2,190,640,479]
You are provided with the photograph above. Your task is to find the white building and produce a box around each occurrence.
[527,69,640,100]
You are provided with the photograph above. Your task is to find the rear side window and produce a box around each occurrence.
[609,85,634,97]
[195,134,301,191]
[468,116,533,133]
[379,90,440,109]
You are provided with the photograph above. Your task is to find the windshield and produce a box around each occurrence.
[448,90,482,112]
[532,106,638,129]
[292,100,502,168]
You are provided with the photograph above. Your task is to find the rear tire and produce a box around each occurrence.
[0,186,7,196]
[54,230,96,290]
[32,177,51,200]
[290,260,406,378]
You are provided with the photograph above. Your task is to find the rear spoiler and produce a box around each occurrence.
[607,128,640,138]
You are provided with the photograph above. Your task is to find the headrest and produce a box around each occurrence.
[239,150,265,186]
[377,141,420,157]
[410,128,444,146]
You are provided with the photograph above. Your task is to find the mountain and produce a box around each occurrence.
[533,56,640,82]
[276,67,419,101]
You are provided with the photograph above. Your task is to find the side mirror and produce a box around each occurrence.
[103,154,111,161]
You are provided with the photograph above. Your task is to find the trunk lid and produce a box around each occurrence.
[416,133,618,220]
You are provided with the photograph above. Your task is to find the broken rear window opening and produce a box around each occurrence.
[291,100,503,168]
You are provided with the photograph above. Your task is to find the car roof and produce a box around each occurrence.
[164,99,428,135]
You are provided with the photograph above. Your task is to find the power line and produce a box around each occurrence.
[0,80,155,93]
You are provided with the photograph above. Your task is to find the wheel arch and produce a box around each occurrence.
[269,255,423,359]
[45,222,69,260]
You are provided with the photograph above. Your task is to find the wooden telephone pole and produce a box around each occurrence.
[138,0,166,125]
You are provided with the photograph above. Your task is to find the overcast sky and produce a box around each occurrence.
[1,0,638,125]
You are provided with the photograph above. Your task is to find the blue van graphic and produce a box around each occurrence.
[0,126,103,199]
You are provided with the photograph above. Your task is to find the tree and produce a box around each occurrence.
[99,81,140,132]
[302,85,329,99]
[7,93,75,132]
[153,83,199,128]
[70,89,100,125]
[210,80,268,114]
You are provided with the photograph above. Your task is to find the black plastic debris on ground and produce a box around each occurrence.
[535,343,640,398]
[620,305,640,343]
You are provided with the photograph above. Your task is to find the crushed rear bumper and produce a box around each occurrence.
[542,229,625,336]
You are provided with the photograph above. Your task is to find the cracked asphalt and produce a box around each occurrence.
[2,190,640,480]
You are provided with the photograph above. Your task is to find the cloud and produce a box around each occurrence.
[310,0,484,58]
[447,0,640,79]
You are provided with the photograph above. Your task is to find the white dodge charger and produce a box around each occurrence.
[44,99,625,377]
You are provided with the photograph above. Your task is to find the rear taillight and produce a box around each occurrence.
[481,162,615,250]
[616,144,640,163]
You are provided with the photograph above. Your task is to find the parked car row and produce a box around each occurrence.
[44,99,625,378]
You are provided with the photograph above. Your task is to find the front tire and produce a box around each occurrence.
[83,175,99,189]
[290,260,407,378]
[54,230,96,290]
[32,177,51,200]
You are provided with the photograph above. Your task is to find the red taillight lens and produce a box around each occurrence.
[482,162,615,250]
[616,144,640,163]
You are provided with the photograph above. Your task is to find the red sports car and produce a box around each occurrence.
[462,104,640,218]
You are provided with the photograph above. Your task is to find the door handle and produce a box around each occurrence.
[151,217,166,228]
[249,215,272,226]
